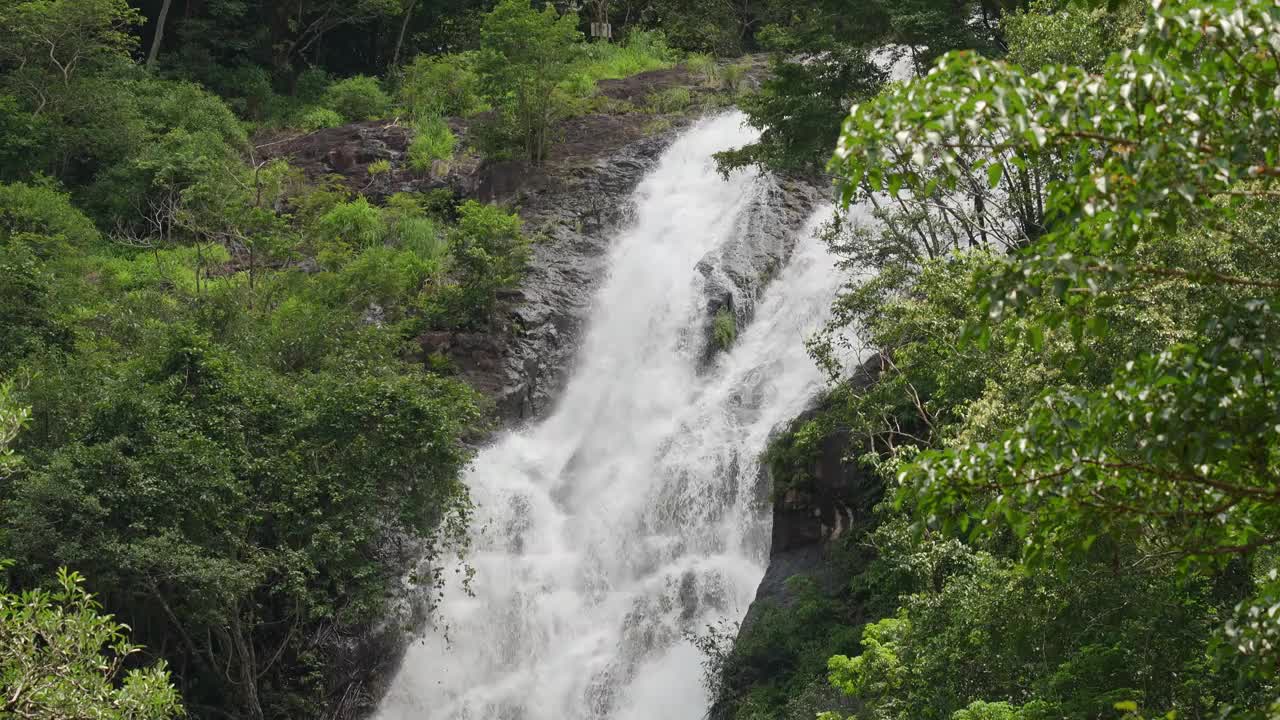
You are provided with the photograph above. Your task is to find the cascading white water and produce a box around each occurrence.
[378,112,847,720]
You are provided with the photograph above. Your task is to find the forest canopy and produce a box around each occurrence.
[4,0,1280,718]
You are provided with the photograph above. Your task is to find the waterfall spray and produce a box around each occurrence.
[379,112,845,720]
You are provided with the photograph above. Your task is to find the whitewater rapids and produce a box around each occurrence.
[378,112,846,720]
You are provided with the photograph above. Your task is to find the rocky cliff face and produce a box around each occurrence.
[708,355,888,720]
[695,174,827,365]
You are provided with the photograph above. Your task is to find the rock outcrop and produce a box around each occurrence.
[707,355,888,720]
[695,175,827,365]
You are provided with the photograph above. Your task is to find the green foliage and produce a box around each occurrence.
[757,3,1280,720]
[722,574,865,719]
[716,50,886,174]
[830,0,1280,581]
[475,0,582,163]
[0,379,31,476]
[577,29,676,81]
[649,0,743,55]
[684,53,720,87]
[1002,0,1129,72]
[425,200,527,329]
[711,307,737,351]
[409,115,458,173]
[826,616,908,705]
[0,567,184,719]
[323,75,391,122]
[0,180,100,249]
[394,215,450,275]
[314,197,386,268]
[294,67,332,105]
[398,53,487,118]
[645,86,692,114]
[296,106,344,131]
[0,0,142,115]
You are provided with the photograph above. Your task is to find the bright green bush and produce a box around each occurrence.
[334,245,431,308]
[711,307,737,351]
[398,53,486,118]
[409,115,458,173]
[315,197,386,268]
[396,216,450,275]
[92,244,231,294]
[0,567,184,720]
[425,200,526,329]
[577,29,676,82]
[324,75,391,122]
[0,181,100,249]
[297,106,344,131]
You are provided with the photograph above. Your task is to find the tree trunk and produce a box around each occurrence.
[147,0,175,68]
[392,0,418,68]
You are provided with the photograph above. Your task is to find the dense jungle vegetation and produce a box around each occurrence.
[0,0,737,717]
[2,0,1279,718]
[710,0,1280,719]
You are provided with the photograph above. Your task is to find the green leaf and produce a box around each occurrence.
[987,163,1003,189]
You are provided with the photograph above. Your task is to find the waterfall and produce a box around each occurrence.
[378,112,846,720]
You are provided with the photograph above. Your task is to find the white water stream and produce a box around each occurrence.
[378,112,846,720]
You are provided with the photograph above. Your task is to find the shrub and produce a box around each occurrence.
[722,62,750,93]
[0,181,100,249]
[577,29,676,81]
[334,245,430,307]
[396,216,449,273]
[424,200,526,329]
[559,71,597,100]
[398,53,486,118]
[646,86,692,114]
[685,53,720,87]
[222,64,278,120]
[0,567,184,720]
[324,75,391,122]
[315,197,386,268]
[297,106,344,131]
[295,67,332,105]
[368,159,392,175]
[409,116,458,173]
[712,307,737,351]
[265,297,336,371]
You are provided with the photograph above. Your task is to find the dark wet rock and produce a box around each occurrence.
[696,175,828,366]
[707,355,888,720]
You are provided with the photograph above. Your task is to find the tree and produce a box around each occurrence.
[476,0,582,163]
[0,0,142,116]
[829,0,1280,690]
[0,566,185,720]
[267,0,401,77]
[145,0,173,68]
[718,0,1002,175]
[1,381,183,719]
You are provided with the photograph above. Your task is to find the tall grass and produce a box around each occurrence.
[577,30,677,82]
[409,115,458,172]
[684,53,720,88]
[396,216,450,277]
